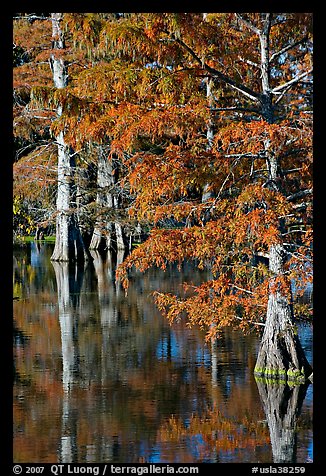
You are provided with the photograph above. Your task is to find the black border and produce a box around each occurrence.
[6,4,322,473]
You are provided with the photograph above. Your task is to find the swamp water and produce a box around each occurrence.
[13,242,313,464]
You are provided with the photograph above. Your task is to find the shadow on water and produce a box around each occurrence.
[13,242,313,464]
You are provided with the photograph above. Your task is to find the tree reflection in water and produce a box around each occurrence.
[255,380,310,463]
[13,244,312,463]
[52,261,84,462]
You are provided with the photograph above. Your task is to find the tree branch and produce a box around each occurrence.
[211,105,262,115]
[230,284,254,295]
[235,316,265,326]
[270,35,309,62]
[173,36,260,102]
[235,14,260,35]
[286,188,313,202]
[272,69,313,94]
[13,14,53,21]
[238,56,260,68]
[262,13,272,36]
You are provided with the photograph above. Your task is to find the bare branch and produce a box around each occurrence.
[211,105,262,115]
[235,316,265,326]
[238,56,260,68]
[235,14,260,35]
[287,188,313,202]
[13,14,53,21]
[272,69,313,94]
[274,85,293,104]
[223,152,266,159]
[230,284,254,295]
[172,36,260,102]
[282,230,308,236]
[270,35,309,63]
[262,13,272,35]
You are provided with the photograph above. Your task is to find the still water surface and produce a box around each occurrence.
[13,242,313,464]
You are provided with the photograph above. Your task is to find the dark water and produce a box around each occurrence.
[13,242,313,464]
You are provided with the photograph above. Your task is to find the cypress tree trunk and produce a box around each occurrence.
[90,151,126,252]
[201,14,216,205]
[254,15,312,382]
[254,244,312,381]
[89,151,114,250]
[114,212,126,251]
[202,77,215,203]
[50,13,89,262]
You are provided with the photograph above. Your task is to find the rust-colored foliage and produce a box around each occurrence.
[13,13,313,333]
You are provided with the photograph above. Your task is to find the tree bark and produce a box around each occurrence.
[89,150,126,252]
[202,77,216,203]
[254,244,312,381]
[201,12,215,204]
[114,217,126,251]
[254,14,312,382]
[89,150,114,250]
[50,13,89,262]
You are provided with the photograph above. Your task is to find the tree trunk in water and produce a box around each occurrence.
[51,132,89,262]
[255,17,311,382]
[89,151,114,250]
[50,13,89,262]
[256,380,309,463]
[89,151,126,252]
[255,244,312,382]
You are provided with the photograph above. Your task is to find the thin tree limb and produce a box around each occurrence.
[272,69,313,94]
[238,56,260,68]
[211,105,262,115]
[270,35,309,62]
[287,188,313,202]
[235,316,265,326]
[173,36,260,102]
[235,14,260,35]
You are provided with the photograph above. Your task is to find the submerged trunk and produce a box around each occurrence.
[50,13,89,262]
[256,380,309,463]
[255,244,312,382]
[254,17,311,382]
